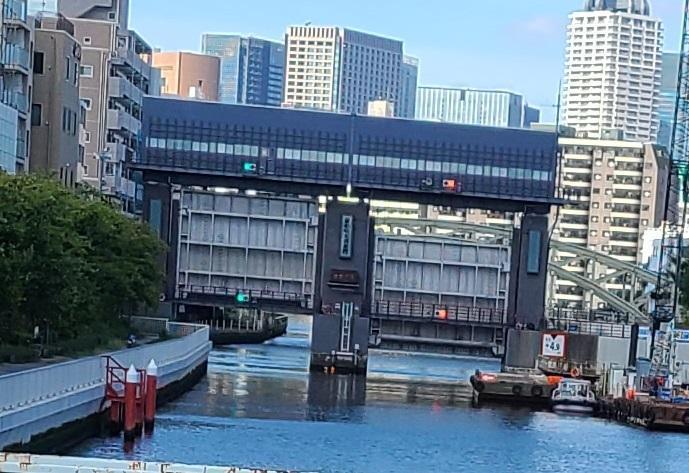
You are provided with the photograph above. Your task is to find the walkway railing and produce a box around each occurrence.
[371,300,506,326]
[0,318,209,415]
[545,318,633,339]
[180,286,311,307]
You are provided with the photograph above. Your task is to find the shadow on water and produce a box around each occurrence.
[70,315,689,473]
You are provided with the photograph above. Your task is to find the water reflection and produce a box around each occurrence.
[70,315,689,473]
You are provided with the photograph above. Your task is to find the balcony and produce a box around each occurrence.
[107,108,141,135]
[1,89,28,115]
[108,76,144,105]
[3,45,31,74]
[3,0,29,30]
[113,46,152,82]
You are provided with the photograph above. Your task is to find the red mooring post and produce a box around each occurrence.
[123,364,139,442]
[144,359,158,433]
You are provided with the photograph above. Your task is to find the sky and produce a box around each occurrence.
[130,0,684,122]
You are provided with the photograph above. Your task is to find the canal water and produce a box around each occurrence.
[72,316,688,472]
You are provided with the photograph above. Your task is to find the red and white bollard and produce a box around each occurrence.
[123,364,139,442]
[144,359,158,433]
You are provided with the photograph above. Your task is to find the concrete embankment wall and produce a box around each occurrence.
[0,322,211,452]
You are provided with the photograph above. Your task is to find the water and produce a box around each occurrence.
[71,316,689,472]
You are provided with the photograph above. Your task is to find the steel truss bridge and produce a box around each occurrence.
[376,218,665,323]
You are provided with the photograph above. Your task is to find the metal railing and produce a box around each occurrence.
[547,307,632,324]
[180,285,310,306]
[545,318,634,339]
[371,300,506,326]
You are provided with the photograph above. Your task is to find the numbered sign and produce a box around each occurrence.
[542,333,567,358]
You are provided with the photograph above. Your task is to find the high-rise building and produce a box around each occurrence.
[1,0,33,173]
[59,0,159,213]
[30,13,83,186]
[201,34,284,106]
[523,104,541,128]
[415,87,526,128]
[152,51,220,101]
[562,0,663,141]
[657,52,679,149]
[551,137,669,309]
[399,55,418,119]
[283,26,403,115]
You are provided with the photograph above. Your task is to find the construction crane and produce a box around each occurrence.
[649,0,689,386]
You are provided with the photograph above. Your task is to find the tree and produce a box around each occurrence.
[0,173,165,346]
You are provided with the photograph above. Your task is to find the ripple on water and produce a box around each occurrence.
[70,318,689,473]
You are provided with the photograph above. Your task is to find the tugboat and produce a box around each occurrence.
[550,378,597,414]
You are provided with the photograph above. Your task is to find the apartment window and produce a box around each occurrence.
[592,216,599,223]
[65,58,70,80]
[31,104,42,126]
[81,98,92,110]
[85,132,91,143]
[83,37,92,45]
[80,65,94,78]
[74,62,79,85]
[33,52,44,74]
[592,202,600,208]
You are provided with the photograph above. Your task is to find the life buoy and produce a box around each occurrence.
[570,367,581,378]
[512,385,523,396]
[531,385,544,397]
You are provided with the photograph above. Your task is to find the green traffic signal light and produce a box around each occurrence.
[236,292,250,303]
[242,162,257,173]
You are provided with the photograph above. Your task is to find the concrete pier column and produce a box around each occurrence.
[507,213,550,329]
[310,200,374,374]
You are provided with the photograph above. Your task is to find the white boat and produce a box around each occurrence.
[550,378,597,414]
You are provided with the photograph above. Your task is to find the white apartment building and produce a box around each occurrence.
[283,26,403,116]
[562,0,663,142]
[551,136,669,309]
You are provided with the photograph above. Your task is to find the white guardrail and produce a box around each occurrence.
[0,319,210,449]
[0,454,314,473]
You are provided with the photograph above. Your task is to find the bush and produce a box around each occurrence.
[0,345,39,364]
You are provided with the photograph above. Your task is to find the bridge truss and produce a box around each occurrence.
[377,218,662,323]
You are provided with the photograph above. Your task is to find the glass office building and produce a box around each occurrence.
[201,34,284,106]
[658,52,679,149]
[416,87,526,128]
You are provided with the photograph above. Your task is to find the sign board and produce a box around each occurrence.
[541,333,566,358]
[339,215,353,258]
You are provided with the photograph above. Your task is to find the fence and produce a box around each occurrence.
[545,318,634,339]
[371,300,506,326]
[0,318,210,422]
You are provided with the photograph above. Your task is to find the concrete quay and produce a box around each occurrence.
[0,319,211,453]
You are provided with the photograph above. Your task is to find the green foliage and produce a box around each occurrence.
[0,173,165,350]
[0,345,39,364]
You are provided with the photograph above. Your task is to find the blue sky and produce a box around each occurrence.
[130,0,683,121]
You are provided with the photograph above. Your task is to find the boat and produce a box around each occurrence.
[469,370,559,406]
[206,312,288,345]
[550,378,597,414]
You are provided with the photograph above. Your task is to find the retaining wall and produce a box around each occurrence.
[0,322,211,451]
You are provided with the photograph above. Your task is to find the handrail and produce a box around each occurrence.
[371,300,506,326]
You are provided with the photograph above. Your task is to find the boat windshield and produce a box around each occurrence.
[559,381,590,397]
